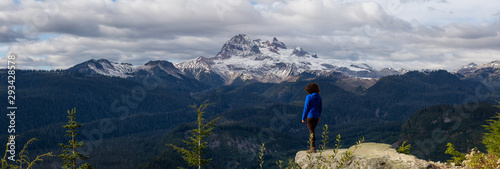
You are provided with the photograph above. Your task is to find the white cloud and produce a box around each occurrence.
[0,45,8,59]
[1,0,500,70]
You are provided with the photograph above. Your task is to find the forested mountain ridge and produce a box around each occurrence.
[0,67,494,168]
[399,102,499,162]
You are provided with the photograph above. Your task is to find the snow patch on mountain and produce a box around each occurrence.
[69,59,138,78]
[144,60,184,79]
[480,61,500,69]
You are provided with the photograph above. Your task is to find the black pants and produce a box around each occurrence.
[307,118,319,148]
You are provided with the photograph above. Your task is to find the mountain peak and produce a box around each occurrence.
[89,58,111,67]
[70,58,110,71]
[144,60,174,67]
[292,46,309,57]
[179,34,404,84]
[68,58,136,78]
[226,34,252,46]
[272,37,287,49]
[215,34,259,59]
[455,61,500,76]
[482,60,500,69]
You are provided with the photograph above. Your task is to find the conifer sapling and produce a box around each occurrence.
[58,108,92,169]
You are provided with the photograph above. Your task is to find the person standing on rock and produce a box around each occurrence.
[302,83,322,153]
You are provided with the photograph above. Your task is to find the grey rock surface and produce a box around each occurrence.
[295,143,438,169]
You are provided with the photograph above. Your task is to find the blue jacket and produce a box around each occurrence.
[302,93,322,121]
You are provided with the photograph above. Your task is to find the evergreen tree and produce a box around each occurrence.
[482,111,500,156]
[445,142,465,165]
[58,108,92,169]
[169,101,220,169]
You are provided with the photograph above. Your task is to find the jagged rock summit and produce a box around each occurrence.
[295,143,436,169]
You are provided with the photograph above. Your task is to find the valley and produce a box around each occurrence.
[1,34,499,168]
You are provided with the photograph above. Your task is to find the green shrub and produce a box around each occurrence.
[258,143,265,169]
[397,141,411,155]
[445,142,466,165]
[2,138,54,169]
[448,103,500,168]
[483,112,500,156]
[462,148,500,169]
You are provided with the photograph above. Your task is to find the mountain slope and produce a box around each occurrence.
[1,68,494,168]
[455,60,500,85]
[0,70,197,132]
[365,70,487,121]
[454,60,500,100]
[69,58,137,78]
[399,102,499,161]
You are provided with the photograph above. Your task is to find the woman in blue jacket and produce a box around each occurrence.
[302,83,322,153]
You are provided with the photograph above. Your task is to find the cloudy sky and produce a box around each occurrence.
[1,0,499,70]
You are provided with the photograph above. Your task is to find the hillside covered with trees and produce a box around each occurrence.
[0,69,495,168]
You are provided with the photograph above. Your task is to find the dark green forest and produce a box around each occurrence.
[400,102,499,161]
[0,69,497,168]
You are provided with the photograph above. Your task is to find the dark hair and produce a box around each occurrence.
[305,83,320,94]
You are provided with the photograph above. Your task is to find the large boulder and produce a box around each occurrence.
[295,143,437,169]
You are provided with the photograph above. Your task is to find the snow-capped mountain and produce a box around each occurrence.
[69,34,404,85]
[455,61,500,74]
[455,62,479,75]
[175,34,403,84]
[454,61,500,82]
[69,59,137,78]
[69,59,184,79]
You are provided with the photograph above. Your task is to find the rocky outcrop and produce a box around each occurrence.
[295,143,437,169]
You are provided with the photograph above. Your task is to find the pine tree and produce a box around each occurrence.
[58,108,92,169]
[169,101,220,169]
